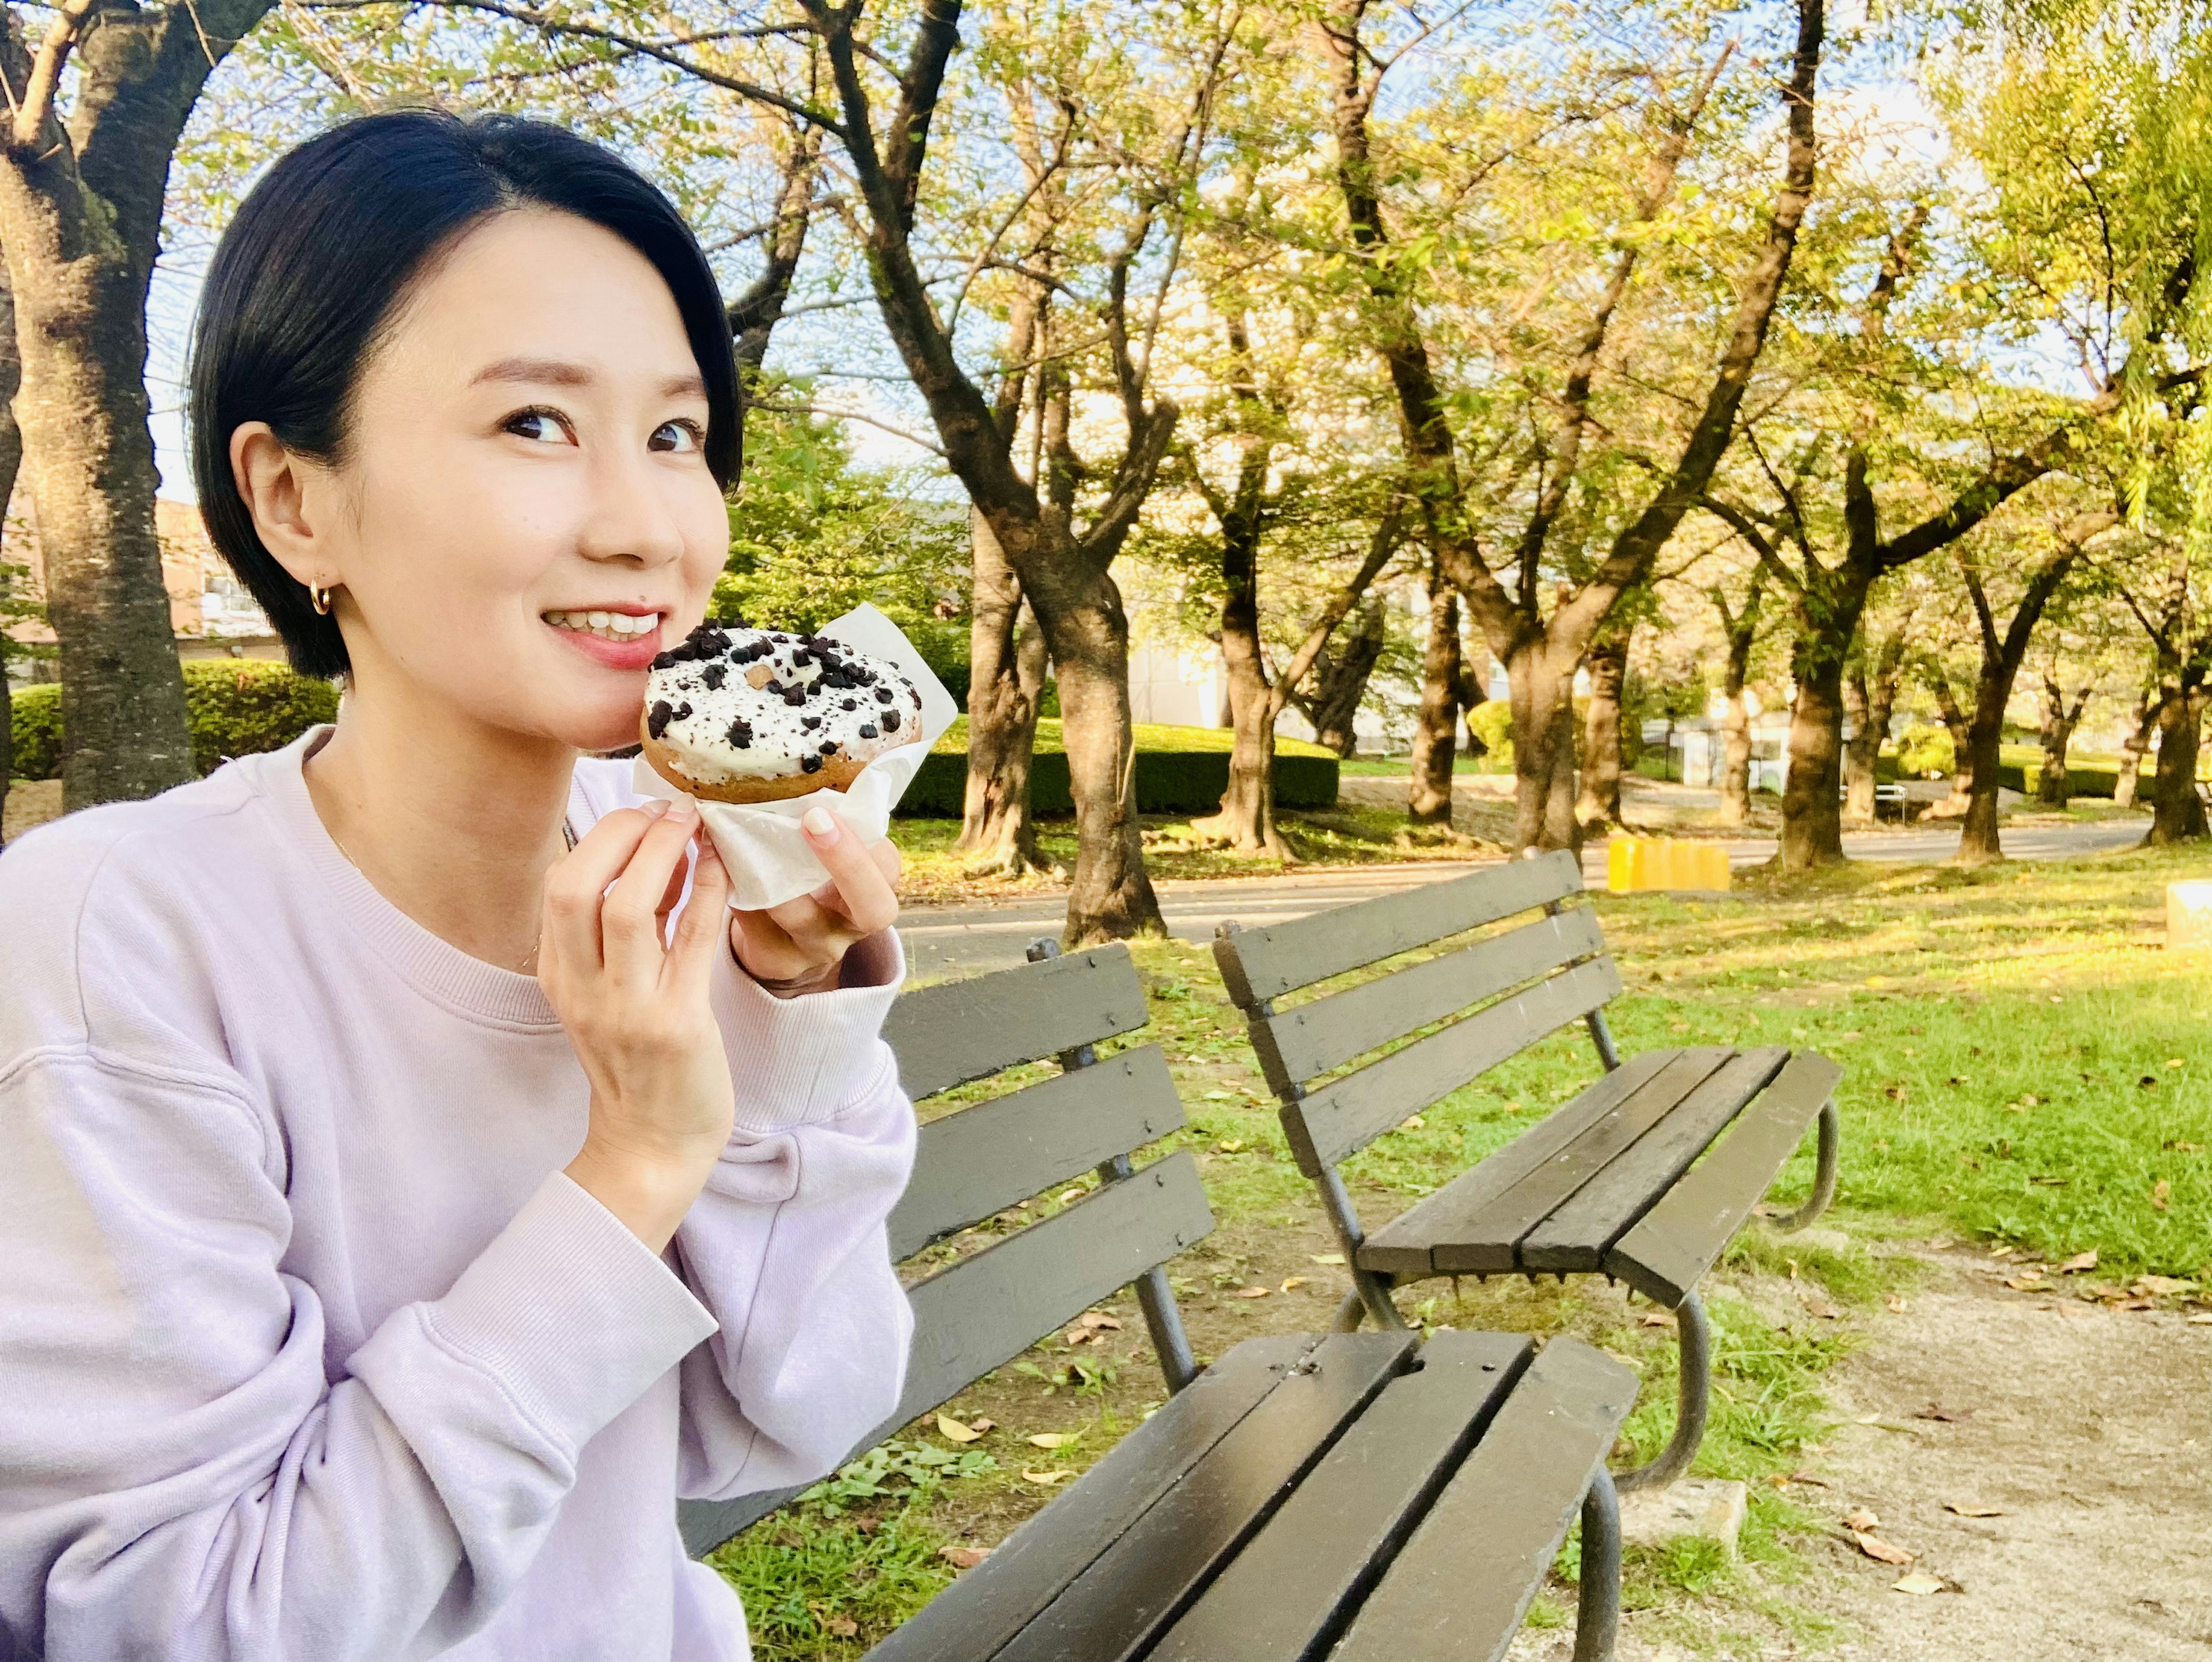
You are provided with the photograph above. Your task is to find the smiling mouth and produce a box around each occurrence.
[544,609,660,642]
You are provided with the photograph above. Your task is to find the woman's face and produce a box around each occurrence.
[266,207,730,753]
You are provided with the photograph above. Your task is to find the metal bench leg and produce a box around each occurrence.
[1332,1269,1407,1332]
[1332,1288,1368,1332]
[1134,1265,1199,1392]
[1764,1097,1840,1234]
[1572,1470,1622,1662]
[1612,1290,1711,1493]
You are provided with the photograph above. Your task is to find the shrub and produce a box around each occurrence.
[10,661,339,781]
[1894,721,1954,779]
[1467,701,1516,771]
[900,719,1339,816]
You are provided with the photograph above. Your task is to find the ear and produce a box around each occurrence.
[230,421,339,591]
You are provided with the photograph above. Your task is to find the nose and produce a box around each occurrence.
[575,441,689,571]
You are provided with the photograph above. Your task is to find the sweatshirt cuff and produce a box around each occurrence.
[711,929,906,1134]
[409,1171,719,1449]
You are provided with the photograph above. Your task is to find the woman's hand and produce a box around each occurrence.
[729,805,902,998]
[541,797,734,1250]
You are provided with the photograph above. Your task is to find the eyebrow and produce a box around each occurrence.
[469,356,707,400]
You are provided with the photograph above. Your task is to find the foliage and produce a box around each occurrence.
[1895,721,1956,779]
[903,720,1338,816]
[1467,701,1516,770]
[13,662,339,781]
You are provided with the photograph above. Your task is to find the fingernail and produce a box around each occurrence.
[640,798,672,819]
[668,798,699,824]
[802,806,838,843]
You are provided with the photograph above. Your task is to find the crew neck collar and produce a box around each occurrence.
[263,727,569,1031]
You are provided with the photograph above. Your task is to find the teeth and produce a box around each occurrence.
[547,610,658,642]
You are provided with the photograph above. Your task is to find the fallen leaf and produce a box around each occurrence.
[1399,1114,1426,1130]
[1202,1090,1234,1101]
[1853,1530,1915,1566]
[1987,1244,2016,1258]
[2135,1274,2196,1297]
[1063,1327,1094,1346]
[1781,1470,1830,1487]
[2002,1275,2047,1292]
[1802,1294,1840,1319]
[1213,1139,1245,1154]
[1058,1188,1085,1205]
[824,1615,859,1637]
[1234,1285,1271,1299]
[1914,1404,1974,1423]
[1885,1295,1909,1313]
[1021,1470,1073,1486]
[2153,1179,2172,1212]
[935,1413,983,1444]
[1944,1502,2005,1517]
[1639,1311,1676,1328]
[1947,1075,1970,1086]
[2056,1250,2099,1274]
[1026,1432,1075,1449]
[1885,1083,1908,1103]
[967,1417,995,1434]
[1844,1507,1881,1531]
[938,1545,991,1570]
[1893,1572,1946,1595]
[2168,1058,2187,1069]
[1075,1311,1120,1330]
[1309,1252,1346,1266]
[1279,1276,1309,1293]
[2188,1312,2212,1326]
[2166,1139,2203,1153]
[1852,1412,1884,1425]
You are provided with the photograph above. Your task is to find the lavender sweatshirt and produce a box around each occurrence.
[0,730,918,1661]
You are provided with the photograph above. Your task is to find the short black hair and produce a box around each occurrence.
[187,107,741,679]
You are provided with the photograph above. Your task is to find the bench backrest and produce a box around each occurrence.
[679,940,1210,1557]
[1212,850,1619,1178]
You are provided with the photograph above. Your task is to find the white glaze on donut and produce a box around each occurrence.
[643,623,925,788]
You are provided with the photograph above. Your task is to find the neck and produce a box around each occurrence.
[304,671,575,974]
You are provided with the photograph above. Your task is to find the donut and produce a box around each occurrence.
[638,619,926,802]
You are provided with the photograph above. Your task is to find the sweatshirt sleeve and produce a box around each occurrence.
[0,1043,720,1662]
[672,928,919,1502]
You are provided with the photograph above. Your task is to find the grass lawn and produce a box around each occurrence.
[717,840,2212,1657]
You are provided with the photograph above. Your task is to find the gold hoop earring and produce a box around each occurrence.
[309,584,334,616]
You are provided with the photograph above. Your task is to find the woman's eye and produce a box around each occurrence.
[504,409,573,445]
[650,419,704,455]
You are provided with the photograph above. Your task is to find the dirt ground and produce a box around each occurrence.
[1508,1243,2212,1661]
[2,778,61,842]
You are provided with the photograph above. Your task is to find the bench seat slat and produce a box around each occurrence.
[1423,1047,1733,1275]
[988,1331,1418,1662]
[886,944,1149,1099]
[1605,1053,1844,1307]
[1250,907,1608,1093]
[1328,1336,1639,1662]
[888,1046,1184,1259]
[1287,957,1625,1176]
[1353,1049,1677,1278]
[1518,1046,1790,1276]
[1145,1331,1535,1662]
[1213,850,1585,1006]
[859,1334,1330,1662]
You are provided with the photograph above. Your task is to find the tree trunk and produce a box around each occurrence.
[1927,670,1975,817]
[957,510,1048,874]
[2115,691,2156,808]
[1407,563,1460,825]
[1304,598,1385,755]
[1956,667,2010,862]
[1840,667,1874,824]
[2147,686,2209,846]
[2037,677,2087,808]
[1718,689,1753,824]
[0,1,267,809]
[0,267,20,842]
[1778,636,1849,868]
[1575,631,1628,828]
[1507,641,1581,852]
[1193,478,1289,857]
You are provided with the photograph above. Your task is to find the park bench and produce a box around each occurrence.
[679,937,1639,1661]
[1212,850,1842,1492]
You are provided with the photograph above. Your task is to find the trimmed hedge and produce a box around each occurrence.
[900,718,1339,816]
[11,661,339,781]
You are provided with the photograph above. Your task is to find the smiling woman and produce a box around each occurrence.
[0,110,914,1662]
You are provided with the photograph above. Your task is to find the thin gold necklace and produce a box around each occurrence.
[328,816,578,975]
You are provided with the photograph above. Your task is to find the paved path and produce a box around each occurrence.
[900,816,2149,976]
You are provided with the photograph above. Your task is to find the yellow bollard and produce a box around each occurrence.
[1649,839,1681,890]
[1699,843,1731,891]
[2168,881,2212,949]
[1608,836,1634,894]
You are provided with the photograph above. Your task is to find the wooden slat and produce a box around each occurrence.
[1286,957,1626,1176]
[1329,1337,1639,1662]
[1213,850,1586,1007]
[1607,1052,1844,1308]
[885,944,1149,1099]
[990,1332,1419,1662]
[863,1335,1328,1661]
[1518,1046,1790,1275]
[887,1046,1184,1260]
[1425,1048,1733,1276]
[684,1153,1213,1560]
[1146,1331,1535,1662]
[1249,907,1608,1094]
[1354,1049,1677,1279]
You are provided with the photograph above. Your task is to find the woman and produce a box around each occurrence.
[0,109,916,1660]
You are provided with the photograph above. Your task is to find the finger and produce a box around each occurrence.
[543,800,669,975]
[653,829,694,936]
[730,905,816,984]
[800,807,900,936]
[669,834,730,995]
[601,801,704,980]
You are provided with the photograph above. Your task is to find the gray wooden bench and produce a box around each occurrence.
[680,938,1639,1660]
[1213,852,1842,1491]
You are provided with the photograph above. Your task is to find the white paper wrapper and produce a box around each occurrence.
[631,602,960,911]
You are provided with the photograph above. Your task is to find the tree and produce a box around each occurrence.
[1323,0,1823,853]
[0,0,280,808]
[0,267,20,842]
[1709,566,1768,826]
[1291,595,1389,757]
